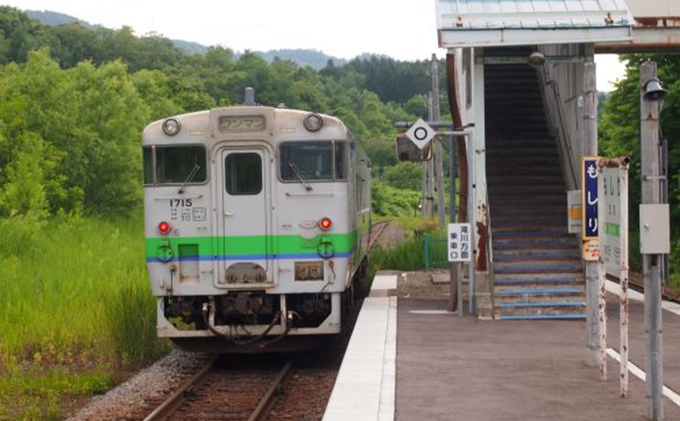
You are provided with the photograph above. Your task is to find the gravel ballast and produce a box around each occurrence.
[66,350,210,421]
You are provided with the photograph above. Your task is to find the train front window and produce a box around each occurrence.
[280,141,346,182]
[225,153,262,195]
[155,146,207,185]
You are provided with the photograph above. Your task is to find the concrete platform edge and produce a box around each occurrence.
[322,274,397,421]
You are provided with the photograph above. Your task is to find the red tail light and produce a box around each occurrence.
[159,221,171,234]
[319,217,332,231]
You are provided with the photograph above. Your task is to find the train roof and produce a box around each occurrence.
[142,105,351,147]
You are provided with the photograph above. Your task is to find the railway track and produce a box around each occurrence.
[129,224,393,421]
[141,358,293,421]
[610,272,680,304]
[369,219,391,251]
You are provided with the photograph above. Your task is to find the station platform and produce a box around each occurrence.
[324,272,680,421]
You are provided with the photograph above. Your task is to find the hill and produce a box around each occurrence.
[25,9,347,67]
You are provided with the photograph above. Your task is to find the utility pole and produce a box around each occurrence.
[427,93,436,218]
[421,159,427,218]
[583,62,602,369]
[448,137,458,313]
[432,54,446,231]
[422,95,428,218]
[640,62,664,421]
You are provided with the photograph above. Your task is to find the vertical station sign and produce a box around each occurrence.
[603,167,626,276]
[582,157,600,261]
[448,223,472,262]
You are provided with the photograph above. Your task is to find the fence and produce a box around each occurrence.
[423,235,448,270]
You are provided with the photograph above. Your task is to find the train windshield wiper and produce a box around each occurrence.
[289,163,312,191]
[178,164,200,194]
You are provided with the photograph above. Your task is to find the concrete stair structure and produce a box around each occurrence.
[485,58,586,321]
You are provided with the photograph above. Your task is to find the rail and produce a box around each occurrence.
[142,359,294,421]
[142,358,217,421]
[249,360,293,421]
[368,220,391,252]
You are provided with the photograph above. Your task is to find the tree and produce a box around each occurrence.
[600,54,680,278]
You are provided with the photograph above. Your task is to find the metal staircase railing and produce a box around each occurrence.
[538,65,579,190]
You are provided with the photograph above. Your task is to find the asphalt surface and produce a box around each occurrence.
[396,298,680,421]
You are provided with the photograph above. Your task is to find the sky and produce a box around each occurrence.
[5,0,626,91]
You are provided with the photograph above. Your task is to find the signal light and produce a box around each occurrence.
[319,217,332,231]
[159,221,171,234]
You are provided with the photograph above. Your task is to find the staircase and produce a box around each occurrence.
[485,58,586,321]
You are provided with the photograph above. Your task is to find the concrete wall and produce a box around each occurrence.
[625,0,680,18]
[537,44,588,191]
[452,47,493,319]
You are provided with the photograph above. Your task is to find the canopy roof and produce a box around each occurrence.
[437,0,634,48]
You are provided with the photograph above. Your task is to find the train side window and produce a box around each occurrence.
[156,146,207,184]
[143,146,154,185]
[334,142,347,180]
[225,153,262,195]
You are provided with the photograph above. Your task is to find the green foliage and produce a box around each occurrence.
[0,366,111,421]
[371,234,425,271]
[383,162,422,191]
[0,216,169,365]
[600,54,679,277]
[371,182,421,217]
[0,7,434,219]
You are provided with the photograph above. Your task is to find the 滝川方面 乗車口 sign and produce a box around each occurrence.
[448,223,472,262]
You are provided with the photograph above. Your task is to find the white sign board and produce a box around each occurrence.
[602,167,627,276]
[567,190,582,234]
[448,223,472,262]
[405,118,436,150]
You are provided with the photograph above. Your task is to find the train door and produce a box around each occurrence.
[218,147,273,287]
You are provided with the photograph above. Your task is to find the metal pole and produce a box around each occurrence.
[448,136,459,314]
[468,132,475,314]
[427,93,436,218]
[455,140,463,315]
[432,54,446,231]
[640,62,664,421]
[620,162,630,398]
[425,92,436,218]
[597,161,608,381]
[421,164,427,218]
[583,62,601,367]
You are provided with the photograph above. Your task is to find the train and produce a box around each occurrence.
[142,88,371,352]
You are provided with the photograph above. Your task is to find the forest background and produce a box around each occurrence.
[0,6,677,420]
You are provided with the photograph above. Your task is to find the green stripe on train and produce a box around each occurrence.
[145,232,358,258]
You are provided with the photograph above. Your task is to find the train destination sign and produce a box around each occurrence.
[405,118,436,150]
[448,223,472,262]
[218,115,266,132]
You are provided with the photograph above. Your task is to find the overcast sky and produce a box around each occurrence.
[6,0,626,91]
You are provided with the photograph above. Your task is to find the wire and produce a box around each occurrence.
[201,303,281,346]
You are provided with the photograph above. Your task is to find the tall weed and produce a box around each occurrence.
[0,216,168,368]
[371,234,425,272]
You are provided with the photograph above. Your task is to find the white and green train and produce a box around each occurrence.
[143,89,371,352]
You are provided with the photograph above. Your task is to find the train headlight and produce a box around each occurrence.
[319,217,332,231]
[303,113,324,132]
[158,221,171,235]
[162,118,181,136]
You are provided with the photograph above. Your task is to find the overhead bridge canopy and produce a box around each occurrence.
[437,0,634,48]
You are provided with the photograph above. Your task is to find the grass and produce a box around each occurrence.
[0,214,170,420]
